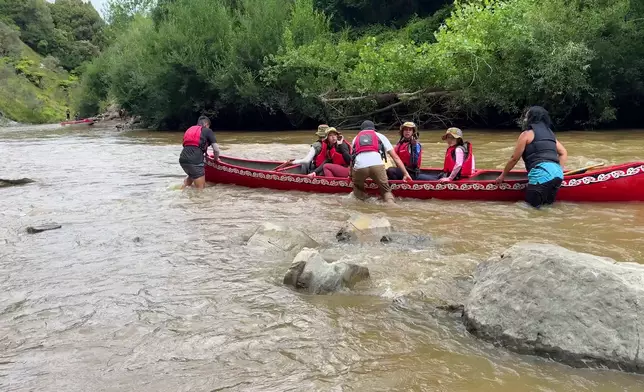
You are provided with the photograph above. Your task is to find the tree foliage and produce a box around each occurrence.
[80,0,644,129]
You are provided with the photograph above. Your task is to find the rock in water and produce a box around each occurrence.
[464,243,644,373]
[380,232,432,249]
[336,214,392,243]
[26,224,62,234]
[246,222,318,260]
[0,178,34,188]
[283,249,370,294]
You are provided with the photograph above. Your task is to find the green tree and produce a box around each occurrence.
[0,0,55,51]
[48,0,106,48]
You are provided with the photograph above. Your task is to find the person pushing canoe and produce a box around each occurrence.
[179,115,220,189]
[495,106,568,208]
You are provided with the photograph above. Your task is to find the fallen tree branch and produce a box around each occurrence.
[320,89,454,103]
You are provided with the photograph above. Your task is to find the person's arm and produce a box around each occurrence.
[496,132,529,183]
[441,147,464,181]
[207,129,219,161]
[337,142,351,165]
[292,146,317,165]
[211,143,220,161]
[388,149,412,181]
[556,140,567,169]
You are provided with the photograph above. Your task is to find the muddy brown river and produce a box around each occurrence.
[1,124,644,391]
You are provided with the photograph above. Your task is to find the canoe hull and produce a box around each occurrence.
[205,156,644,202]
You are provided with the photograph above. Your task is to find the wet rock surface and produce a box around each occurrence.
[283,249,370,294]
[464,243,644,373]
[0,178,34,187]
[245,222,318,260]
[336,214,392,243]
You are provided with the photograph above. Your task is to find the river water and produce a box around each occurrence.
[1,124,644,391]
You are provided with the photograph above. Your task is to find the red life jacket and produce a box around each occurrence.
[395,140,422,169]
[183,125,202,148]
[314,140,352,167]
[353,130,381,155]
[443,143,474,178]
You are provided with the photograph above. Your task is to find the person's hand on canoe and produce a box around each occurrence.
[495,174,505,184]
[438,177,451,183]
[307,172,316,177]
[403,173,413,183]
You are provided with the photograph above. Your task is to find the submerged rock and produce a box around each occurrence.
[380,232,432,249]
[246,222,318,260]
[0,178,34,188]
[26,224,62,234]
[283,248,370,294]
[464,243,644,373]
[336,214,392,243]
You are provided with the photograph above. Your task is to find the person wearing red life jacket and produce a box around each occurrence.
[307,127,352,178]
[386,121,435,181]
[288,124,329,174]
[350,120,412,204]
[437,127,475,182]
[179,115,219,189]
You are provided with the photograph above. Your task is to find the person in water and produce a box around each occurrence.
[307,127,352,178]
[386,121,435,181]
[495,106,568,208]
[437,127,475,182]
[66,109,70,121]
[351,120,412,204]
[179,115,220,189]
[289,124,329,174]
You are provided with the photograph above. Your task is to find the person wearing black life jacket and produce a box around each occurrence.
[307,127,352,178]
[350,120,412,204]
[386,121,435,181]
[179,115,219,189]
[495,106,568,208]
[437,127,475,182]
[288,124,329,174]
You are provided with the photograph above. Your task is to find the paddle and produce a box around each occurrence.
[563,162,605,176]
[273,161,291,171]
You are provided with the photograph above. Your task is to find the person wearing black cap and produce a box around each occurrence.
[179,115,219,189]
[350,120,412,203]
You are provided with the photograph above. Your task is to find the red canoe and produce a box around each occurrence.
[60,118,94,126]
[205,156,644,202]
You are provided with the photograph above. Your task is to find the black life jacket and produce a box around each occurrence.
[522,122,559,172]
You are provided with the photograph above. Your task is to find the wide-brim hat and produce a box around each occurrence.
[400,121,418,135]
[316,124,329,138]
[325,127,340,136]
[442,127,463,140]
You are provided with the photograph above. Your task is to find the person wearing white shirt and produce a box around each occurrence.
[350,120,412,204]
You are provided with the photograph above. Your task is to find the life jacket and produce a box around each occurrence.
[522,122,559,172]
[314,140,352,168]
[395,139,422,171]
[183,125,202,148]
[443,142,474,179]
[352,130,386,163]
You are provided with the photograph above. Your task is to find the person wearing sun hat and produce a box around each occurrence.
[435,127,475,182]
[307,127,352,177]
[288,124,330,174]
[386,121,435,181]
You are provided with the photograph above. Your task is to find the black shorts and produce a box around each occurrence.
[180,162,205,179]
[525,177,562,208]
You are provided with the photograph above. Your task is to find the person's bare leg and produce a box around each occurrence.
[193,176,206,189]
[182,176,194,189]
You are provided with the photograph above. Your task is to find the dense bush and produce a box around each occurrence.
[79,0,644,129]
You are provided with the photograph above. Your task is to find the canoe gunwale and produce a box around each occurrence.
[206,155,644,202]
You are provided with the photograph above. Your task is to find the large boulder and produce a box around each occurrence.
[245,222,318,260]
[464,243,644,373]
[336,214,392,243]
[283,248,370,294]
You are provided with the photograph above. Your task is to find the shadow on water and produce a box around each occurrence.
[1,125,644,391]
